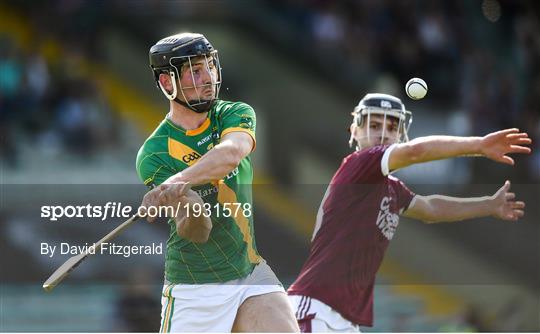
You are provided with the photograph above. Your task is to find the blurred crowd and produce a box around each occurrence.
[0,36,118,168]
[2,0,538,178]
[267,0,539,180]
[0,1,124,168]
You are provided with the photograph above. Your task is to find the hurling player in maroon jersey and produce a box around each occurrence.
[287,93,532,332]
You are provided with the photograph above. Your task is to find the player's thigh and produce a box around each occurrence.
[232,291,300,332]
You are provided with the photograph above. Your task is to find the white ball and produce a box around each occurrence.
[405,77,428,100]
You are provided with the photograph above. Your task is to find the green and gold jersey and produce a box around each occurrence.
[136,100,261,284]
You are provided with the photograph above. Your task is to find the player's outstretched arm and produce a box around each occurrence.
[388,128,532,171]
[167,131,253,186]
[403,180,525,223]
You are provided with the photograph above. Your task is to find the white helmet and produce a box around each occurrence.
[349,93,413,149]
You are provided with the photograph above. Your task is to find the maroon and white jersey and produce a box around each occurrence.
[288,144,416,327]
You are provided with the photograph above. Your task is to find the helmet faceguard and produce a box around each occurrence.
[349,93,413,149]
[149,33,222,113]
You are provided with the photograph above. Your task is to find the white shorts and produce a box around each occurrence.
[160,260,285,332]
[289,295,361,332]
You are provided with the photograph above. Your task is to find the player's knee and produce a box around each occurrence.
[259,294,299,331]
[237,293,299,332]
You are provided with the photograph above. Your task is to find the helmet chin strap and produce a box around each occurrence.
[176,98,214,113]
[159,70,178,101]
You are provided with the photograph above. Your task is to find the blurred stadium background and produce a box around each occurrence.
[1,0,539,332]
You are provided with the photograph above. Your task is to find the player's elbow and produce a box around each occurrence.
[191,224,212,243]
[177,216,212,244]
[418,199,440,224]
[217,144,243,171]
[177,224,212,244]
[421,208,450,224]
[227,144,245,167]
[403,142,427,164]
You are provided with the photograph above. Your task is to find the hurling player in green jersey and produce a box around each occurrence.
[136,32,298,332]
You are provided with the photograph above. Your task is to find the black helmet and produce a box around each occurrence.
[149,32,222,113]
